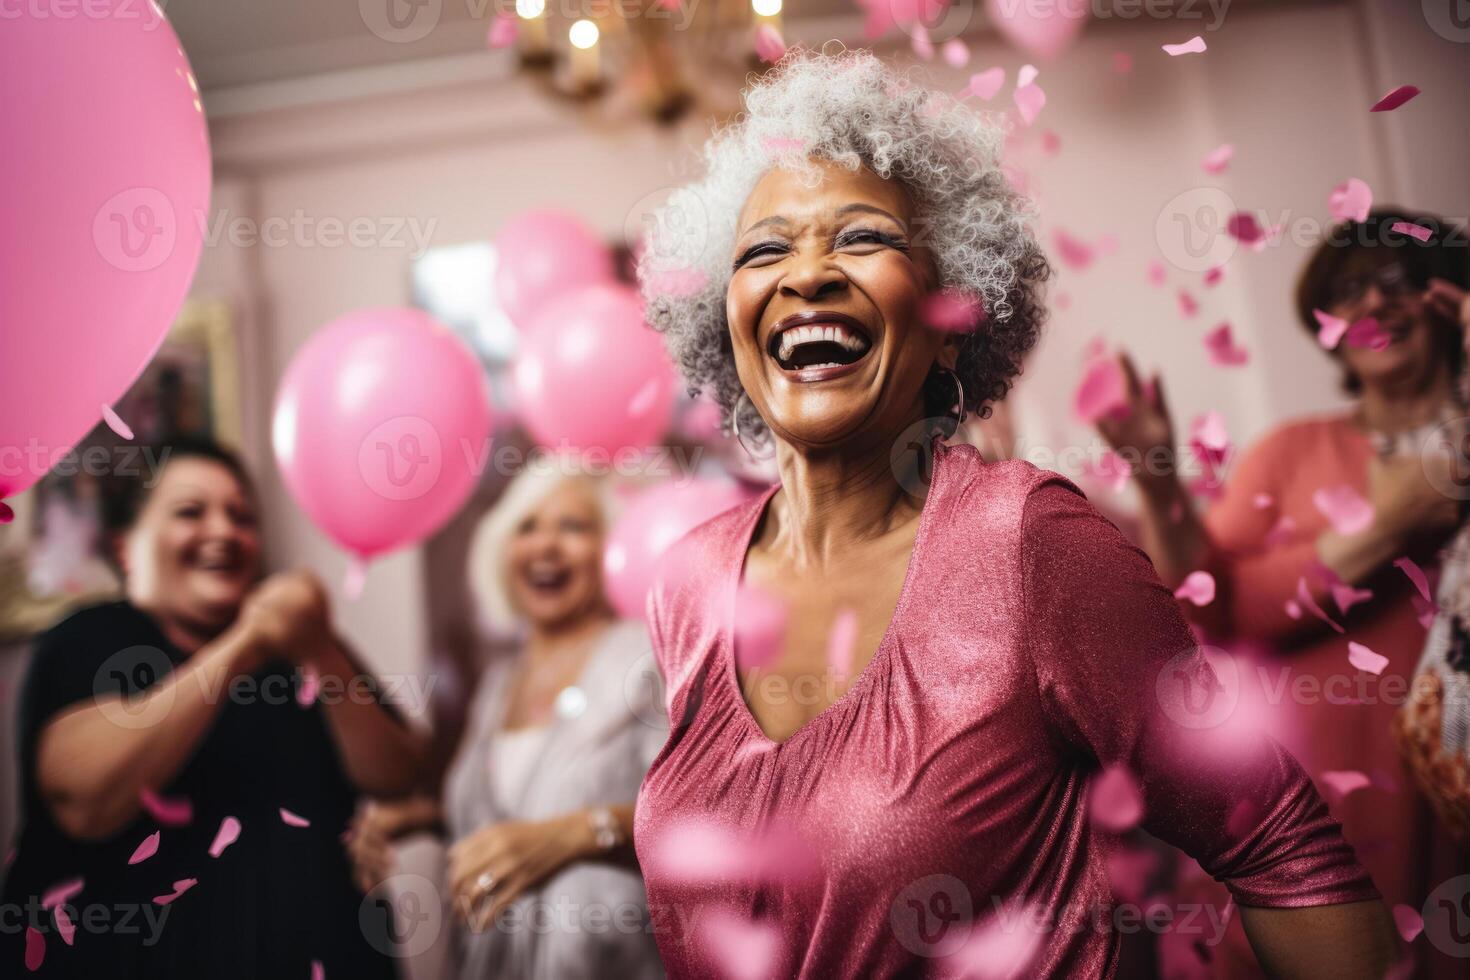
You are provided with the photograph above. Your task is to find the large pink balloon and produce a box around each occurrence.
[272,309,493,560]
[603,479,755,619]
[0,2,211,505]
[511,283,677,453]
[493,210,615,329]
[984,0,1087,59]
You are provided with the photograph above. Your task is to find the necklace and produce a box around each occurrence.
[1362,403,1463,459]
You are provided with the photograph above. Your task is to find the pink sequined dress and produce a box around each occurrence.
[634,439,1377,978]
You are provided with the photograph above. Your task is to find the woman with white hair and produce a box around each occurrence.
[350,464,666,979]
[632,47,1398,978]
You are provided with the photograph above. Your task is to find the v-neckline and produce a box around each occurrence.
[722,437,948,748]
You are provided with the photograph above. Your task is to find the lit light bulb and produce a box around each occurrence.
[569,19,600,50]
[751,0,782,16]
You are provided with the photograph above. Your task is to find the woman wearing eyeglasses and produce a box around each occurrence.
[1098,208,1470,977]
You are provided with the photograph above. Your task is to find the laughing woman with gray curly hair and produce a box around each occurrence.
[631,47,1397,978]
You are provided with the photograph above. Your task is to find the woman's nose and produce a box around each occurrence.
[779,255,848,301]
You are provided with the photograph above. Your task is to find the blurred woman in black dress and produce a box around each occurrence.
[1,439,428,977]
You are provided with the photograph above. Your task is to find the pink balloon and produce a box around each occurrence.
[272,309,493,560]
[984,0,1087,59]
[603,479,755,619]
[493,210,615,329]
[511,283,677,453]
[0,2,211,502]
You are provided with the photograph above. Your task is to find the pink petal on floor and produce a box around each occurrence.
[1390,221,1432,242]
[1090,764,1145,832]
[209,816,242,858]
[1313,309,1348,349]
[703,910,781,980]
[1345,316,1390,351]
[486,14,517,48]
[1162,36,1207,56]
[1202,265,1224,287]
[826,609,858,682]
[1053,229,1095,270]
[1319,769,1372,798]
[1112,51,1133,74]
[1393,557,1432,602]
[54,905,76,946]
[1073,356,1129,424]
[1173,571,1216,607]
[1393,903,1423,942]
[140,787,193,826]
[1331,582,1374,616]
[1204,323,1249,366]
[1201,143,1233,174]
[129,831,161,865]
[1347,642,1388,675]
[41,877,83,910]
[101,404,134,440]
[1146,260,1166,286]
[1313,484,1374,535]
[24,927,44,971]
[311,959,326,980]
[942,38,969,68]
[1013,83,1046,126]
[733,584,787,671]
[1328,178,1373,223]
[920,288,986,333]
[279,807,311,828]
[753,25,786,64]
[1370,85,1419,112]
[1178,289,1198,317]
[153,878,197,905]
[961,67,1005,101]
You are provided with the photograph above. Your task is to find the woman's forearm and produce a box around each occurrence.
[1314,523,1407,587]
[1238,900,1397,979]
[1133,472,1209,588]
[36,624,263,840]
[311,637,431,798]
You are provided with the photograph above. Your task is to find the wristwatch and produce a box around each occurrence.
[586,806,624,852]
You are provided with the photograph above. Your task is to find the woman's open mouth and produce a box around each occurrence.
[766,311,874,382]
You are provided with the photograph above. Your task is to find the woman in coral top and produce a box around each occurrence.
[1099,209,1470,976]
[631,48,1395,979]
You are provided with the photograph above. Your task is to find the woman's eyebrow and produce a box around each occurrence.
[834,203,903,224]
[738,214,791,237]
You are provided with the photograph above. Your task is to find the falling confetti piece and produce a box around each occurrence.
[950,902,1047,979]
[1090,764,1145,832]
[911,24,934,60]
[1073,355,1128,424]
[54,906,75,946]
[645,265,708,297]
[1265,515,1297,548]
[1313,485,1374,536]
[1285,599,1302,620]
[1174,571,1217,607]
[1393,904,1423,942]
[761,135,805,153]
[753,24,785,64]
[826,609,858,682]
[343,557,368,600]
[1344,316,1390,351]
[1313,309,1348,349]
[1112,51,1133,74]
[1297,578,1344,634]
[733,583,787,671]
[25,927,44,971]
[1319,769,1372,797]
[921,289,986,333]
[627,377,663,419]
[1370,85,1419,112]
[280,807,311,828]
[1330,582,1373,616]
[1252,493,1273,509]
[101,403,134,440]
[1013,82,1046,126]
[1390,221,1431,242]
[1204,323,1248,366]
[1201,143,1233,174]
[961,67,1005,101]
[129,831,161,865]
[1146,261,1166,287]
[1226,212,1266,247]
[0,501,12,524]
[1347,642,1388,675]
[1052,229,1096,270]
[1177,290,1198,317]
[486,14,517,48]
[703,910,781,980]
[209,816,242,858]
[41,878,83,910]
[942,38,969,68]
[311,959,326,980]
[1162,36,1207,56]
[1393,557,1432,602]
[1202,265,1224,287]
[1081,450,1133,493]
[1016,63,1039,88]
[153,878,197,905]
[140,788,193,826]
[1328,178,1373,223]
[1040,129,1061,155]
[296,667,320,707]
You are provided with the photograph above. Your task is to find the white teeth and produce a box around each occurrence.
[774,322,868,363]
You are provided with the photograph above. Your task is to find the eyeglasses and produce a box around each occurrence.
[1328,261,1420,309]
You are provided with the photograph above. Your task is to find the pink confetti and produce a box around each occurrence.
[826,609,858,682]
[1226,212,1267,247]
[941,38,969,68]
[1146,260,1166,287]
[733,583,787,671]
[1313,484,1374,535]
[703,910,781,980]
[1016,64,1039,88]
[141,787,193,826]
[1162,36,1207,56]
[1177,289,1198,317]
[1331,582,1373,616]
[24,927,44,971]
[1328,178,1373,223]
[486,14,517,49]
[280,807,311,828]
[1040,129,1061,156]
[1106,846,1159,903]
[911,24,934,60]
[1204,323,1248,366]
[1348,642,1388,675]
[645,265,709,298]
[0,501,12,524]
[1370,85,1419,112]
[1265,514,1297,548]
[1090,764,1144,832]
[129,831,161,865]
[753,25,785,64]
[1252,493,1273,509]
[950,902,1047,979]
[101,403,133,440]
[760,136,805,154]
[1297,578,1344,634]
[311,960,326,980]
[651,818,754,884]
[1081,450,1133,494]
[53,906,75,946]
[209,816,242,858]
[960,67,1005,101]
[1173,571,1216,607]
[1013,82,1046,126]
[1319,769,1372,798]
[1073,356,1128,424]
[628,378,664,419]
[1202,265,1224,287]
[1344,316,1390,351]
[41,877,83,910]
[1390,221,1432,242]
[1313,309,1348,350]
[1393,903,1423,942]
[1112,51,1133,74]
[343,556,368,600]
[296,667,320,707]
[1393,557,1432,602]
[920,289,985,333]
[1201,143,1233,174]
[1285,599,1302,620]
[1053,229,1095,270]
[1189,410,1231,467]
[153,878,197,905]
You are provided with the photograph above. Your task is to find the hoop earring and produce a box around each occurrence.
[935,367,967,429]
[731,392,774,460]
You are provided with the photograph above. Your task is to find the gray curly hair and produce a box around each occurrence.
[636,45,1050,445]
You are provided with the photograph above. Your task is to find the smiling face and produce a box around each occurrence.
[121,457,262,634]
[505,480,608,630]
[1326,254,1444,391]
[726,159,955,451]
